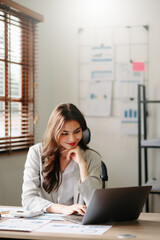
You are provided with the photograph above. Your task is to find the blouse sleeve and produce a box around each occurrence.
[77,149,102,206]
[21,144,53,211]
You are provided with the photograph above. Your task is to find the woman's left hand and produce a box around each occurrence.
[66,146,89,181]
[66,146,84,165]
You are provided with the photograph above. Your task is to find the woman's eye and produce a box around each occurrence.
[61,132,68,136]
[74,130,80,134]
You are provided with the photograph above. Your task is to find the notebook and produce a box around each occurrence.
[64,185,152,225]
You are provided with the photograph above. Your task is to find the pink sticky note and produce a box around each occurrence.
[132,62,145,71]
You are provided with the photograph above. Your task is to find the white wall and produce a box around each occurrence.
[1,0,160,212]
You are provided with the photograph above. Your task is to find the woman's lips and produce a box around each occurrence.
[67,142,76,146]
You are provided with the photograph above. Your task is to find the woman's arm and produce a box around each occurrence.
[47,203,87,215]
[22,144,53,211]
[67,147,102,206]
[77,149,102,206]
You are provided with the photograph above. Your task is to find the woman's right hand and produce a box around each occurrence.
[47,203,87,216]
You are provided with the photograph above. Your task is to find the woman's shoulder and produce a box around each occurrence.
[81,148,101,162]
[29,143,42,151]
[25,143,42,168]
[28,143,42,157]
[84,148,100,155]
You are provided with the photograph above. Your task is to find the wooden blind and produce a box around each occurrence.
[0,1,43,153]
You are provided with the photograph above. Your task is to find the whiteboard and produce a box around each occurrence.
[78,25,149,118]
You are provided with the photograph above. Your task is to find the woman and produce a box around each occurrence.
[22,103,102,215]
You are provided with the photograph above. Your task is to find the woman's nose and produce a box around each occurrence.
[69,133,76,141]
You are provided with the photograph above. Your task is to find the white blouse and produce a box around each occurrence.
[43,160,78,212]
[57,160,78,205]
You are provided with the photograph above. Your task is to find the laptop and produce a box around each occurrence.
[64,185,152,225]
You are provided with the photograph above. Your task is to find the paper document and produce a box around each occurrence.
[0,218,50,232]
[85,81,112,116]
[90,46,114,81]
[36,222,112,235]
[120,100,138,135]
[116,63,143,98]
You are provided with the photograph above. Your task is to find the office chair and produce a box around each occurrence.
[83,127,108,188]
[101,161,108,188]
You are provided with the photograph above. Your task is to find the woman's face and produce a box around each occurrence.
[59,120,82,149]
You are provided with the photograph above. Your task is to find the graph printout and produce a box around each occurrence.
[0,219,50,232]
[120,100,138,135]
[90,46,114,81]
[116,63,143,98]
[36,222,112,235]
[85,81,112,116]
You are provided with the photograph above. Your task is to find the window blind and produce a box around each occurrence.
[0,1,43,153]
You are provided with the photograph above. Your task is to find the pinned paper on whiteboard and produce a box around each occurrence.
[85,81,112,117]
[90,46,114,81]
[116,63,143,99]
[120,100,138,135]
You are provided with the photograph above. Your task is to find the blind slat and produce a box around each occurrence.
[0,0,44,22]
[0,2,40,153]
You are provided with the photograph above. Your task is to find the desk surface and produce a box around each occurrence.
[0,212,160,240]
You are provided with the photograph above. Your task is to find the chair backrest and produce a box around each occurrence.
[82,128,108,188]
[101,161,108,188]
[82,127,91,144]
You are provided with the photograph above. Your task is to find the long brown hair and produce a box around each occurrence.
[41,103,89,193]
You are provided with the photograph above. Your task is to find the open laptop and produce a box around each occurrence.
[64,185,152,225]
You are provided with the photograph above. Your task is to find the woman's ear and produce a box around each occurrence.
[82,127,91,144]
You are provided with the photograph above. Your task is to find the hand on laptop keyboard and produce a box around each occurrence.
[62,204,87,216]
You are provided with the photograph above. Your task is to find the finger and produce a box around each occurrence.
[76,208,85,216]
[66,149,76,161]
[81,205,87,212]
[73,205,87,216]
[80,205,87,214]
[66,152,72,161]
